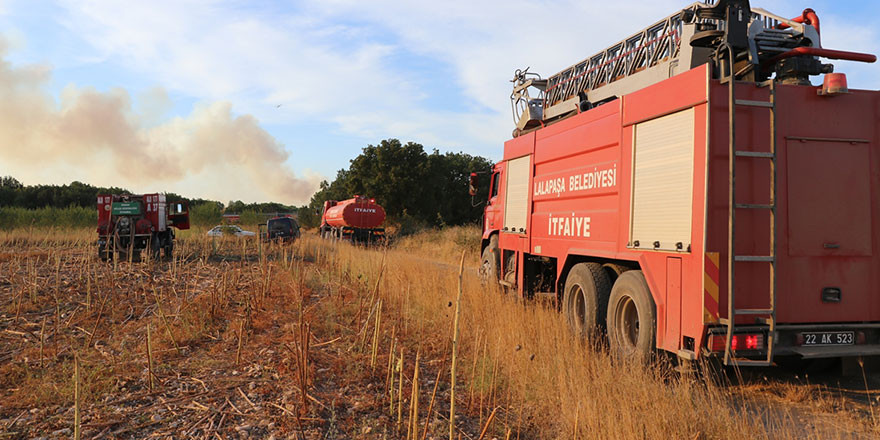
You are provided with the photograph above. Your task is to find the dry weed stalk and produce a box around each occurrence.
[387,330,397,417]
[421,360,444,440]
[39,316,47,368]
[152,288,181,354]
[290,320,311,415]
[370,299,383,370]
[74,353,81,440]
[146,322,155,392]
[449,250,465,440]
[235,319,245,367]
[407,351,420,440]
[84,294,108,350]
[397,348,405,431]
[477,407,498,440]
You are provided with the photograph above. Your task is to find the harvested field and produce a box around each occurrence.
[1,227,879,439]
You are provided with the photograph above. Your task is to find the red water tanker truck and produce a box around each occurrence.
[97,193,190,261]
[474,1,880,367]
[320,196,386,244]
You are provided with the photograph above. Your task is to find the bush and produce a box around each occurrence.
[0,206,97,229]
[189,202,223,227]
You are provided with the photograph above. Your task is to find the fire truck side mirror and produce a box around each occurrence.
[468,173,479,196]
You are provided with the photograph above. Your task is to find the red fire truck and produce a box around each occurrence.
[474,0,879,366]
[320,196,386,244]
[97,194,190,261]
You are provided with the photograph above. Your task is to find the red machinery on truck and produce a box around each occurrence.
[320,196,386,244]
[97,194,190,261]
[474,0,879,366]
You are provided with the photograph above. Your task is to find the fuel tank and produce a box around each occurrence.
[323,196,386,229]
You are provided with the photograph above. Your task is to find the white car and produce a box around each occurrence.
[206,225,256,237]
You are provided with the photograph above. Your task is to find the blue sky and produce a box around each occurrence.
[0,0,877,204]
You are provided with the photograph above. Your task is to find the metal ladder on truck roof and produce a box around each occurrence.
[719,45,778,367]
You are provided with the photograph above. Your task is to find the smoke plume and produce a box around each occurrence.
[0,41,320,205]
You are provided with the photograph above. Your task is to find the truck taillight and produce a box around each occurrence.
[708,333,764,352]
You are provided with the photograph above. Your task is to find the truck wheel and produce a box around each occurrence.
[563,263,611,339]
[607,270,656,363]
[478,235,500,284]
[164,243,174,260]
[98,244,108,262]
[150,233,161,260]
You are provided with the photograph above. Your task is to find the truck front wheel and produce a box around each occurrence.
[563,263,611,340]
[607,270,655,363]
[478,235,500,284]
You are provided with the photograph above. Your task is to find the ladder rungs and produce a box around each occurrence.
[735,203,774,210]
[735,99,773,108]
[734,255,774,262]
[734,308,774,315]
[735,151,774,158]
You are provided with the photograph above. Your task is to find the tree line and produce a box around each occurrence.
[0,176,297,213]
[297,139,492,229]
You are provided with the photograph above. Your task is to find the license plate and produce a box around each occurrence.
[802,331,854,346]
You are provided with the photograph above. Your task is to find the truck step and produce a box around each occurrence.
[735,203,774,210]
[677,349,697,361]
[735,99,774,108]
[734,151,775,158]
[726,359,773,367]
[734,255,775,262]
[734,308,774,315]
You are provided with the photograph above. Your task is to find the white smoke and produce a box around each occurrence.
[0,40,321,205]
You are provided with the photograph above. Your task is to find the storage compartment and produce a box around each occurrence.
[787,140,872,257]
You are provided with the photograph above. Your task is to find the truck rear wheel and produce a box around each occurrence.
[478,235,500,284]
[607,270,655,363]
[563,263,611,339]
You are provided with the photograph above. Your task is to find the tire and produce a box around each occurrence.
[478,235,500,284]
[98,243,108,262]
[562,263,612,339]
[150,233,161,260]
[607,270,656,363]
[164,243,174,260]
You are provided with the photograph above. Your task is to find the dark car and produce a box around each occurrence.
[260,217,301,243]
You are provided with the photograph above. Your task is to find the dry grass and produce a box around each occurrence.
[391,225,482,265]
[0,226,877,439]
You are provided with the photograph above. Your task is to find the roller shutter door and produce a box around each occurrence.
[631,108,694,251]
[504,155,531,233]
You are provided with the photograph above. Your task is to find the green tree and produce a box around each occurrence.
[305,139,492,227]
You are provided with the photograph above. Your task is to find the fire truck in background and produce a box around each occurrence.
[97,194,190,261]
[473,0,879,367]
[320,196,386,244]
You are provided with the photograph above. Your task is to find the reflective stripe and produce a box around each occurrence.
[704,252,720,323]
